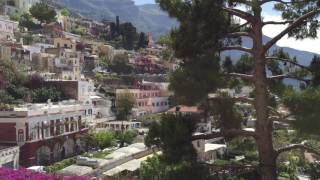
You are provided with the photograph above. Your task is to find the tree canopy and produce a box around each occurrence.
[142,114,211,180]
[156,0,320,179]
[109,53,133,74]
[116,91,136,120]
[30,1,57,23]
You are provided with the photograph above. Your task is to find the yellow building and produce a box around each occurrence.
[31,53,56,72]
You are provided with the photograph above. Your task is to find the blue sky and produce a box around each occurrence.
[133,0,155,5]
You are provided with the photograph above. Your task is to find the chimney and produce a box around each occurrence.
[176,106,181,112]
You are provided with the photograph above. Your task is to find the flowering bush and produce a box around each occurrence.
[0,168,92,180]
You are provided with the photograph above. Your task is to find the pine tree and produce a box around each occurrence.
[157,0,320,179]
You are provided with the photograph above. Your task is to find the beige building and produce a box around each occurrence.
[54,37,77,52]
[98,44,114,60]
[31,53,56,72]
[0,45,11,60]
[0,15,18,41]
[32,50,81,80]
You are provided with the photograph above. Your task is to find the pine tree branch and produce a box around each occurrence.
[227,32,252,38]
[220,46,253,54]
[260,0,310,6]
[269,116,294,124]
[267,74,311,83]
[231,22,250,32]
[264,8,320,52]
[192,129,258,140]
[208,95,254,104]
[204,163,258,173]
[263,20,294,26]
[268,106,294,124]
[266,57,311,70]
[228,72,254,81]
[222,7,254,23]
[276,144,320,157]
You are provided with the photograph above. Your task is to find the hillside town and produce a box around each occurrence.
[0,0,320,180]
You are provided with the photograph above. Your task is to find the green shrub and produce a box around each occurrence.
[45,157,76,173]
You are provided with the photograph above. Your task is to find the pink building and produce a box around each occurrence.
[116,81,170,117]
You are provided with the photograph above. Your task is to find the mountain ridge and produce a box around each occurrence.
[54,0,177,38]
[54,0,317,65]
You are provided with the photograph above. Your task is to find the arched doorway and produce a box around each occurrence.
[63,138,75,157]
[76,138,85,153]
[53,143,62,161]
[36,146,51,165]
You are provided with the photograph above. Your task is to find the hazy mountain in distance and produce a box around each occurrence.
[53,0,177,38]
[223,36,316,66]
[54,0,317,66]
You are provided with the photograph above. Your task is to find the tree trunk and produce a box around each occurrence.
[253,7,278,180]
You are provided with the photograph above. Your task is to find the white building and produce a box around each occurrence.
[0,146,19,169]
[102,121,141,131]
[90,95,115,120]
[193,133,227,162]
[0,15,18,41]
[0,100,94,166]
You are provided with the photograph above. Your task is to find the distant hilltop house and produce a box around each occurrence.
[3,0,40,15]
[130,55,165,74]
[168,105,212,133]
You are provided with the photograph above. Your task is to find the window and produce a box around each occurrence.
[2,161,14,168]
[65,118,69,132]
[56,119,60,135]
[60,122,65,134]
[152,103,155,107]
[50,120,54,136]
[156,102,159,106]
[18,129,24,142]
[43,121,50,138]
[44,127,50,138]
[70,120,74,132]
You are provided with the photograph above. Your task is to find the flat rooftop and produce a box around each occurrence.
[0,100,89,117]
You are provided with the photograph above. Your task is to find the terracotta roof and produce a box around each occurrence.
[168,105,201,113]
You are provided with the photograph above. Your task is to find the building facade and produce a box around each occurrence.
[44,80,95,102]
[0,146,19,169]
[0,101,94,167]
[116,81,170,117]
[0,16,18,41]
[54,37,77,52]
[13,0,39,12]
